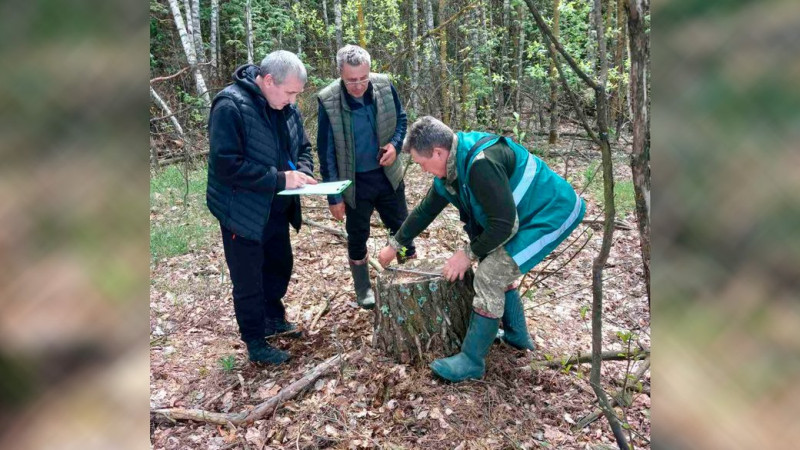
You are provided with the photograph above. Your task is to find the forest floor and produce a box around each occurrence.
[149,132,650,450]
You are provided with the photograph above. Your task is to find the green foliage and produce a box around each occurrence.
[177,88,209,126]
[579,304,589,321]
[150,165,216,262]
[582,161,636,217]
[218,355,237,372]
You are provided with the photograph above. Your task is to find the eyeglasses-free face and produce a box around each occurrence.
[340,62,370,98]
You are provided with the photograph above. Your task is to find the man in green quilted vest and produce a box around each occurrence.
[317,45,416,310]
[378,116,586,383]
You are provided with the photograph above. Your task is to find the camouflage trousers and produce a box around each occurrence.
[472,247,521,318]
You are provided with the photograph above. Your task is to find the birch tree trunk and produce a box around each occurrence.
[626,0,650,305]
[245,0,254,64]
[334,0,343,50]
[294,0,303,55]
[548,0,561,144]
[167,0,211,106]
[182,0,193,43]
[191,0,205,65]
[150,85,185,137]
[210,0,219,79]
[410,0,420,113]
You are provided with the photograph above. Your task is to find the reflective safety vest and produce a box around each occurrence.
[433,131,586,274]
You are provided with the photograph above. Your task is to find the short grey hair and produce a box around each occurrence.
[336,45,371,72]
[259,50,307,84]
[403,116,454,157]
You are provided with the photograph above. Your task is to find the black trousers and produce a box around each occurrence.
[220,210,292,343]
[345,169,415,261]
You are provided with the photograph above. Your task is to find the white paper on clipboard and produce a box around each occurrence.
[277,179,352,196]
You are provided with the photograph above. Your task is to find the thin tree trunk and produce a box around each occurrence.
[626,0,650,306]
[191,0,205,65]
[438,0,449,124]
[410,0,421,113]
[245,0,253,64]
[357,0,366,48]
[294,0,302,55]
[182,0,193,43]
[150,85,185,137]
[477,0,490,126]
[524,0,628,446]
[589,0,628,447]
[321,0,336,75]
[496,0,510,126]
[167,0,211,106]
[210,0,219,79]
[422,0,438,115]
[515,2,525,114]
[334,0,343,49]
[548,0,561,144]
[614,0,626,141]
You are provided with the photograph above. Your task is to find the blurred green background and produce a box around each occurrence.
[0,0,798,448]
[653,0,800,448]
[0,0,149,448]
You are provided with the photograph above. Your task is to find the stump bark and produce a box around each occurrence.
[373,259,475,365]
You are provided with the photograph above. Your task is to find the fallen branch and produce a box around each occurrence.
[533,348,649,369]
[310,292,340,331]
[573,358,650,431]
[156,150,209,166]
[151,352,353,426]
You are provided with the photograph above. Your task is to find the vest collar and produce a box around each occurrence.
[445,133,459,185]
[339,80,374,111]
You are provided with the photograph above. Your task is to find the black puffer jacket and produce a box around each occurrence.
[206,64,314,241]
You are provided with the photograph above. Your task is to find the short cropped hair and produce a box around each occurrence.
[336,45,371,72]
[403,116,454,157]
[259,50,307,84]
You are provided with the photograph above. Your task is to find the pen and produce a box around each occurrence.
[288,160,297,170]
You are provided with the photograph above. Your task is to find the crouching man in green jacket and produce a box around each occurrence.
[378,116,586,383]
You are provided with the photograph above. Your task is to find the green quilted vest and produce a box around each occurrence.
[318,74,402,208]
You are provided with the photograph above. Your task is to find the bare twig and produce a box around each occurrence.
[574,358,650,430]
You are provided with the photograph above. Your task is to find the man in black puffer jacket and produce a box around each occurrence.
[206,50,317,365]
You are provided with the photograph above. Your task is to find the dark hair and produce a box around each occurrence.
[403,116,454,157]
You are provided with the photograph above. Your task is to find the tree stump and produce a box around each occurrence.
[373,259,475,365]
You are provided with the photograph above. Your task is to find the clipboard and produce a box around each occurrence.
[277,179,352,196]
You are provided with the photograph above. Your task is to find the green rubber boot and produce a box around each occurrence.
[349,257,375,310]
[430,312,499,382]
[500,289,535,350]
